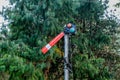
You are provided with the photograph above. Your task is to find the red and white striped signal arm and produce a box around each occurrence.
[41,32,64,54]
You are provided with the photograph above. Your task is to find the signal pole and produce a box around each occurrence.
[64,34,69,80]
[64,23,76,80]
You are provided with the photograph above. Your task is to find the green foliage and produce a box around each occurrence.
[0,40,45,80]
[0,0,120,80]
[72,54,112,80]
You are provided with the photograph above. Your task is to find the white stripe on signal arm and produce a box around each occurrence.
[46,44,51,50]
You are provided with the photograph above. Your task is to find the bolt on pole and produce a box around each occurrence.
[64,34,69,80]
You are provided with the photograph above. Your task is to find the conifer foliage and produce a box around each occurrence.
[0,0,119,80]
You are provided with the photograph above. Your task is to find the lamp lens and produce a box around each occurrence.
[70,28,75,33]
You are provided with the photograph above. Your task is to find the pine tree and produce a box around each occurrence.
[0,0,119,80]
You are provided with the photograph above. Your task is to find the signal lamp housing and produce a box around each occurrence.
[64,23,76,34]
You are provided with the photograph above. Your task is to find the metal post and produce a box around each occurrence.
[64,34,69,80]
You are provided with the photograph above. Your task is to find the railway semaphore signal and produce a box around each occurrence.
[41,23,76,80]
